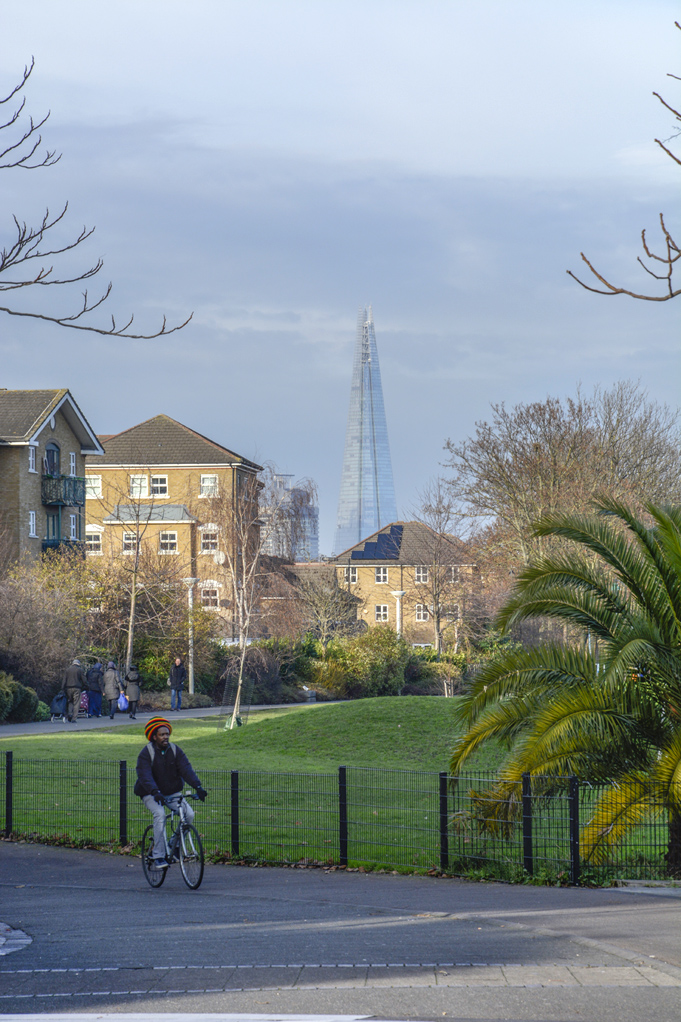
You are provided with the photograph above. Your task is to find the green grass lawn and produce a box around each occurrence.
[0,697,505,775]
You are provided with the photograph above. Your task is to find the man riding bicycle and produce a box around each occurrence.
[134,716,208,869]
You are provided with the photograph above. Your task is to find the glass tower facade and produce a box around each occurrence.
[333,306,398,555]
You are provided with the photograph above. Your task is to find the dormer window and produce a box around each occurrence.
[44,443,60,476]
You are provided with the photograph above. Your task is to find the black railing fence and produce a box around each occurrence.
[1,751,678,882]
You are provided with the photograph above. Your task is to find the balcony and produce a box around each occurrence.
[41,475,86,507]
[42,538,85,555]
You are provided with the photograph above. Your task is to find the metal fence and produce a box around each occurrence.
[1,751,677,882]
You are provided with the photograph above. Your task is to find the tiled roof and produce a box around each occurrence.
[0,389,66,442]
[95,415,262,469]
[103,504,198,523]
[333,521,464,565]
[0,389,102,453]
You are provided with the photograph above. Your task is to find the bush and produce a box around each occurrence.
[324,628,409,699]
[34,700,51,721]
[0,672,39,723]
[139,691,213,711]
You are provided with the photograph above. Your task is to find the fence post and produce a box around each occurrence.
[119,761,128,845]
[339,765,348,866]
[5,751,12,838]
[439,772,449,871]
[231,770,239,857]
[569,775,580,885]
[522,772,533,876]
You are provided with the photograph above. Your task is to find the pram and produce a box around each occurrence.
[78,690,89,718]
[50,690,67,722]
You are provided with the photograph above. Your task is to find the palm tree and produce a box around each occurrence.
[450,498,681,874]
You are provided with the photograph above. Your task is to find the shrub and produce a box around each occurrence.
[139,691,213,711]
[34,700,51,722]
[325,627,409,699]
[0,672,39,722]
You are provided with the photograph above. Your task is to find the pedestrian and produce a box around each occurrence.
[86,659,104,718]
[134,717,207,868]
[102,661,122,719]
[61,658,86,723]
[124,664,142,720]
[168,656,186,711]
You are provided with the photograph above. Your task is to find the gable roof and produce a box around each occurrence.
[0,389,103,454]
[333,521,465,565]
[94,414,262,470]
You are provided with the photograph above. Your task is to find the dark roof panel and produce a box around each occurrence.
[0,389,66,442]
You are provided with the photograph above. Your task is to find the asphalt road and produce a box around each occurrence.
[1,841,680,1022]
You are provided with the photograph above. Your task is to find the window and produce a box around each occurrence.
[415,603,430,622]
[200,474,218,497]
[129,474,148,498]
[200,588,220,609]
[86,531,102,555]
[344,566,357,584]
[449,565,460,583]
[85,475,102,499]
[28,511,37,537]
[28,447,36,473]
[415,565,429,584]
[444,603,460,621]
[375,604,389,622]
[375,566,388,584]
[200,529,219,552]
[122,532,139,555]
[44,442,60,476]
[69,514,77,541]
[69,452,77,477]
[151,475,168,497]
[159,531,178,554]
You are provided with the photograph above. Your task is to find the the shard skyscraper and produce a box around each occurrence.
[333,306,398,554]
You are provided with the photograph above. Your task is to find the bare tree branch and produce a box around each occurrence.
[0,58,192,337]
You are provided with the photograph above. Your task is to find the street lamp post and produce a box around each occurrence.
[182,577,199,695]
[391,590,406,637]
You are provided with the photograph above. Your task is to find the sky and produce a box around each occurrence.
[1,1,679,553]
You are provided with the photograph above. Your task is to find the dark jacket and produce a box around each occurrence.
[168,662,187,690]
[134,742,201,798]
[124,668,141,702]
[86,664,104,693]
[62,662,85,691]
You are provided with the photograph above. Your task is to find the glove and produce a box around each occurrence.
[153,792,165,805]
[195,786,207,802]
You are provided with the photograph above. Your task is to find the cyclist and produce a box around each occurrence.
[134,716,208,868]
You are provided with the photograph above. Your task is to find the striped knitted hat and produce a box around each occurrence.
[145,716,172,741]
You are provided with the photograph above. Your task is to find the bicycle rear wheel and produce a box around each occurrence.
[179,824,204,889]
[141,825,167,888]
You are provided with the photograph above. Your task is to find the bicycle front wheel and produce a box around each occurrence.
[179,824,204,889]
[141,825,167,888]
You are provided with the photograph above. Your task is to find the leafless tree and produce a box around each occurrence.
[1,59,192,336]
[568,23,680,300]
[292,563,361,647]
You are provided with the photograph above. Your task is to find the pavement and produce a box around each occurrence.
[0,703,306,739]
[1,841,681,1021]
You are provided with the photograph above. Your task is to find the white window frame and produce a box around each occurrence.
[85,475,102,499]
[69,452,77,477]
[159,531,178,554]
[28,511,37,538]
[449,565,460,583]
[415,603,430,622]
[69,514,78,540]
[375,604,389,622]
[200,525,219,553]
[344,566,357,584]
[375,566,388,584]
[85,530,103,555]
[199,474,219,497]
[415,565,429,584]
[28,447,37,473]
[129,474,148,498]
[122,532,140,555]
[150,474,168,497]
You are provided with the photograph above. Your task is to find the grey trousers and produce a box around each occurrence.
[142,792,195,858]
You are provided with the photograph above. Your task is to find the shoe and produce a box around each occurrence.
[110,715,114,719]
[154,858,169,869]
[130,716,136,720]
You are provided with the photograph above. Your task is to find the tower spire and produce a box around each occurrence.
[332,305,397,554]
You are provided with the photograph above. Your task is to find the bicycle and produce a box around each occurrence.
[141,792,204,890]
